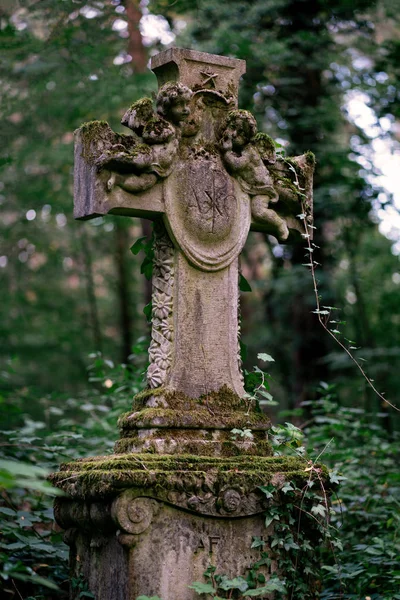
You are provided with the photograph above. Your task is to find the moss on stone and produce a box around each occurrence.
[128,97,154,120]
[254,132,275,155]
[305,150,316,167]
[118,406,270,432]
[78,120,113,165]
[131,385,251,413]
[49,453,328,501]
[132,387,165,410]
[273,175,301,197]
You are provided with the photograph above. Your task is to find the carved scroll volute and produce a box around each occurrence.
[111,492,160,536]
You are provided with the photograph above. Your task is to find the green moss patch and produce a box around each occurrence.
[132,385,254,413]
[49,454,324,501]
[77,120,114,165]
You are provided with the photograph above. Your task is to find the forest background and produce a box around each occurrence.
[0,1,399,599]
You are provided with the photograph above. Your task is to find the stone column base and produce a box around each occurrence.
[51,454,329,600]
[57,497,274,600]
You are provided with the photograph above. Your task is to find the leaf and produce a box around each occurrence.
[130,236,147,255]
[281,482,294,494]
[188,582,217,595]
[143,302,152,321]
[239,273,252,292]
[218,576,248,592]
[257,353,275,363]
[0,459,48,478]
[0,542,27,550]
[311,503,327,517]
[243,580,286,595]
[0,507,16,516]
[251,537,266,549]
[259,485,274,499]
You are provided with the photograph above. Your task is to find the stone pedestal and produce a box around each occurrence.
[51,434,326,600]
[55,494,272,600]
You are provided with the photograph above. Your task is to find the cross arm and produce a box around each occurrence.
[250,152,315,239]
[73,123,165,221]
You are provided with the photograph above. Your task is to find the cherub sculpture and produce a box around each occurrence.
[96,83,194,193]
[219,110,289,241]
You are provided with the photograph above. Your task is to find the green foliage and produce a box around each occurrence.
[130,233,155,281]
[304,384,400,598]
[243,353,276,408]
[0,348,146,599]
[0,1,156,401]
[190,566,287,598]
[239,274,252,293]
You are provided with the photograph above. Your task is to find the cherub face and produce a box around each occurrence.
[227,121,249,149]
[168,96,191,125]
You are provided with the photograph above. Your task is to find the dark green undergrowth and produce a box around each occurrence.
[1,352,399,599]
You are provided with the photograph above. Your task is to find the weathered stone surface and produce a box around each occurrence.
[151,47,246,104]
[57,499,273,600]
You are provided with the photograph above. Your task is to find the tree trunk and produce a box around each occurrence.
[80,228,102,352]
[115,222,133,363]
[124,0,148,72]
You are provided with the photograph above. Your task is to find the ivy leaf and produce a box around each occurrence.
[281,482,294,494]
[188,582,217,595]
[311,503,327,517]
[257,353,275,363]
[219,576,248,592]
[251,537,266,549]
[143,302,152,322]
[239,273,252,292]
[243,579,286,595]
[130,236,147,255]
[259,485,274,499]
[140,257,153,281]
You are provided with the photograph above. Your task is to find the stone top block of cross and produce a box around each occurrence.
[150,47,246,106]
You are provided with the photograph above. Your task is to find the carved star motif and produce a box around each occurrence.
[200,69,219,88]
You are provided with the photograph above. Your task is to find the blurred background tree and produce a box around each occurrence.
[0,0,399,428]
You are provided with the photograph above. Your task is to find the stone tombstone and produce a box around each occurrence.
[51,48,319,600]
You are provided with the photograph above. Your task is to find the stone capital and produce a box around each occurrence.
[151,47,246,105]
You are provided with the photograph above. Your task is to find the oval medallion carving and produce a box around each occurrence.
[163,156,251,272]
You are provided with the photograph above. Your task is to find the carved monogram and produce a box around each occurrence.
[188,166,235,237]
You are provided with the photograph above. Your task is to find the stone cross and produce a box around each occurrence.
[74,47,314,404]
[53,49,320,600]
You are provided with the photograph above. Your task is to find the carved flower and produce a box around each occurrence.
[153,248,174,279]
[148,340,160,362]
[156,234,173,252]
[147,363,165,388]
[150,345,171,370]
[152,293,172,319]
[160,320,173,341]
